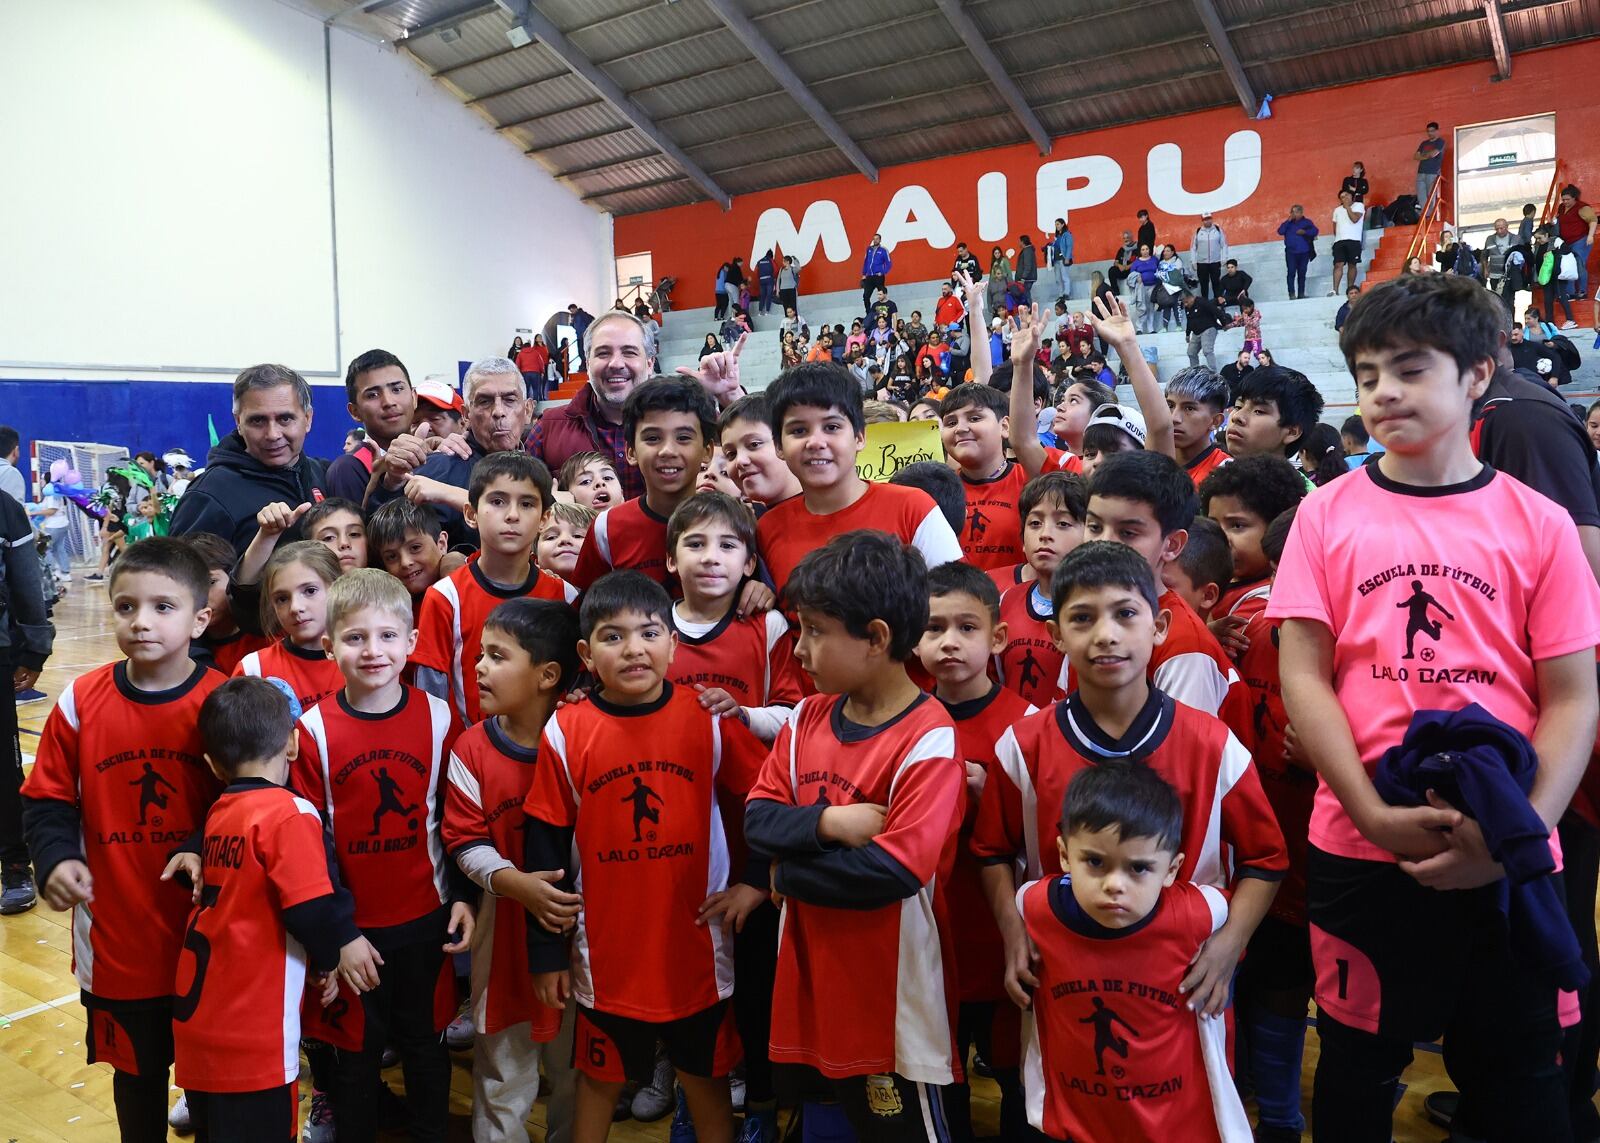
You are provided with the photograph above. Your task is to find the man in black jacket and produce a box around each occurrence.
[0,493,54,914]
[1182,293,1229,371]
[1216,259,1254,311]
[169,364,329,556]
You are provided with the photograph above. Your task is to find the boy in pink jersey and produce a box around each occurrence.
[1273,274,1600,1142]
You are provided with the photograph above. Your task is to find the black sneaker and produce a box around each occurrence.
[1,862,37,915]
[1423,1089,1458,1128]
[1253,1125,1302,1142]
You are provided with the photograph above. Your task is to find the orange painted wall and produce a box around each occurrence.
[615,40,1600,308]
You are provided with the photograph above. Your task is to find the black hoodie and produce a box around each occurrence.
[168,432,329,555]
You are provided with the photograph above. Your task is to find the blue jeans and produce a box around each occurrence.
[1285,250,1311,297]
[1564,236,1591,306]
[758,278,775,313]
[1053,260,1071,304]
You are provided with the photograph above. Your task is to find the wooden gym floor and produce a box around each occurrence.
[0,585,1567,1140]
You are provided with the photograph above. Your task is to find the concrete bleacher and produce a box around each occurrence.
[653,232,1390,414]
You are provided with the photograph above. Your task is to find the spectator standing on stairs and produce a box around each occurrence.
[756,249,777,316]
[1277,205,1319,300]
[1414,121,1446,208]
[1217,258,1254,312]
[1340,160,1369,203]
[1047,219,1074,304]
[1330,189,1366,296]
[1015,234,1039,306]
[951,242,981,287]
[1136,209,1157,252]
[986,246,1011,316]
[1182,293,1229,371]
[1556,184,1597,327]
[860,233,891,312]
[777,254,801,315]
[1191,212,1228,300]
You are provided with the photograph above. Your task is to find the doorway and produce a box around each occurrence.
[1453,114,1556,249]
[615,251,653,312]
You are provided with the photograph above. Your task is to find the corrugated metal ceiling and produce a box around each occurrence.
[312,0,1600,215]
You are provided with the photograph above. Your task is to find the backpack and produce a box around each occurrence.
[1547,334,1583,371]
[1453,244,1479,278]
[1390,195,1421,225]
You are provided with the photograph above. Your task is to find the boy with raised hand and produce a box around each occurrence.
[366,498,449,613]
[665,492,803,743]
[974,542,1285,1023]
[938,383,1029,570]
[1274,274,1600,1141]
[1199,455,1307,656]
[997,472,1086,707]
[745,532,965,1140]
[443,598,584,1143]
[917,561,1035,1143]
[570,376,718,592]
[524,571,769,1143]
[1021,763,1251,1143]
[174,677,378,1143]
[21,538,226,1140]
[412,452,574,727]
[292,568,470,1143]
[1166,365,1233,486]
[1006,296,1176,482]
[756,363,963,595]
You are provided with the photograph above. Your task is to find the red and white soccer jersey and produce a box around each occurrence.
[442,718,561,1040]
[1234,608,1314,926]
[996,582,1062,709]
[748,693,965,1084]
[973,690,1287,888]
[173,780,339,1092]
[1054,590,1248,732]
[958,462,1028,570]
[412,560,576,727]
[943,686,1035,1008]
[21,663,224,1000]
[525,684,766,1022]
[234,639,344,712]
[1215,576,1272,624]
[669,606,804,742]
[757,482,963,594]
[1039,446,1085,476]
[293,687,458,931]
[1021,876,1249,1143]
[985,563,1032,594]
[204,629,271,677]
[569,496,672,592]
[1185,443,1231,488]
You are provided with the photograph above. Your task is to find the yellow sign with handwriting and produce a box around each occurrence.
[855,420,946,482]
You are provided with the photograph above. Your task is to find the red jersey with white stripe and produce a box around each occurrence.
[441,719,561,1039]
[1216,576,1272,623]
[525,685,766,1021]
[1053,590,1249,735]
[1234,609,1314,926]
[292,687,459,930]
[412,560,576,727]
[972,690,1287,888]
[943,685,1035,1004]
[1040,446,1085,475]
[234,639,344,713]
[996,582,1062,709]
[21,662,225,999]
[1184,444,1231,487]
[757,482,963,595]
[173,781,335,1092]
[668,606,804,738]
[958,462,1029,570]
[570,496,672,592]
[1021,876,1249,1143]
[749,693,965,1084]
[985,563,1031,593]
[203,629,271,677]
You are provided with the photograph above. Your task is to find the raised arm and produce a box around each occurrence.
[1087,295,1174,458]
[955,269,991,386]
[1006,304,1049,479]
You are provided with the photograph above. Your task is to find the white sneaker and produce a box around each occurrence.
[1562,320,1578,330]
[631,1050,675,1121]
[445,1009,474,1050]
[168,1093,193,1135]
[730,1072,746,1113]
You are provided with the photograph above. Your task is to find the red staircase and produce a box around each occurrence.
[544,371,587,403]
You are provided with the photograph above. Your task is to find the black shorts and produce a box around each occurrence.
[1332,239,1363,265]
[1306,846,1562,1042]
[83,992,173,1077]
[576,1000,738,1083]
[188,1083,298,1143]
[1238,914,1314,994]
[776,1066,953,1142]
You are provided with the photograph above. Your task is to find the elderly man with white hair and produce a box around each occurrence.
[368,356,534,546]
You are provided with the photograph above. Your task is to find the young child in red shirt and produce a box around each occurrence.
[570,377,718,592]
[717,393,802,511]
[917,561,1035,1142]
[1199,454,1307,640]
[996,472,1085,707]
[232,540,346,711]
[292,568,469,1141]
[524,571,768,1143]
[1022,763,1251,1142]
[174,677,379,1143]
[537,501,596,583]
[182,531,270,675]
[1164,515,1231,621]
[1166,365,1232,486]
[443,598,583,1143]
[366,499,449,613]
[756,364,962,595]
[22,540,227,1140]
[412,452,574,726]
[1273,274,1600,1140]
[745,532,965,1140]
[936,382,1028,569]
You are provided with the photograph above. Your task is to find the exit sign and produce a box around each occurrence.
[1488,152,1518,167]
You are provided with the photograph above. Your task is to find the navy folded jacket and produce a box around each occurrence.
[1374,703,1587,992]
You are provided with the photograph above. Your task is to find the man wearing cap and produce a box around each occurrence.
[1191,213,1228,301]
[412,378,466,440]
[324,349,418,503]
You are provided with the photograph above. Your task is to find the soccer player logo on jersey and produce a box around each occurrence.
[622,775,663,842]
[968,506,990,540]
[130,762,177,826]
[1397,579,1455,660]
[1081,996,1140,1077]
[369,767,420,836]
[1017,648,1042,695]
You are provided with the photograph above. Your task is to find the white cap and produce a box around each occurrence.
[162,449,193,470]
[1087,403,1147,447]
[991,317,1004,330]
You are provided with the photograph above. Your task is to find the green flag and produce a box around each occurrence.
[207,414,220,448]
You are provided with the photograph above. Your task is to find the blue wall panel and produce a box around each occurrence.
[0,378,355,482]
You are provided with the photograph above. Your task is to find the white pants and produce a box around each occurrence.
[472,1000,576,1143]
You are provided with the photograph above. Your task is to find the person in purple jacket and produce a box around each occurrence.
[1277,205,1321,300]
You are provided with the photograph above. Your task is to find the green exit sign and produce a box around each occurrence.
[1488,152,1518,167]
